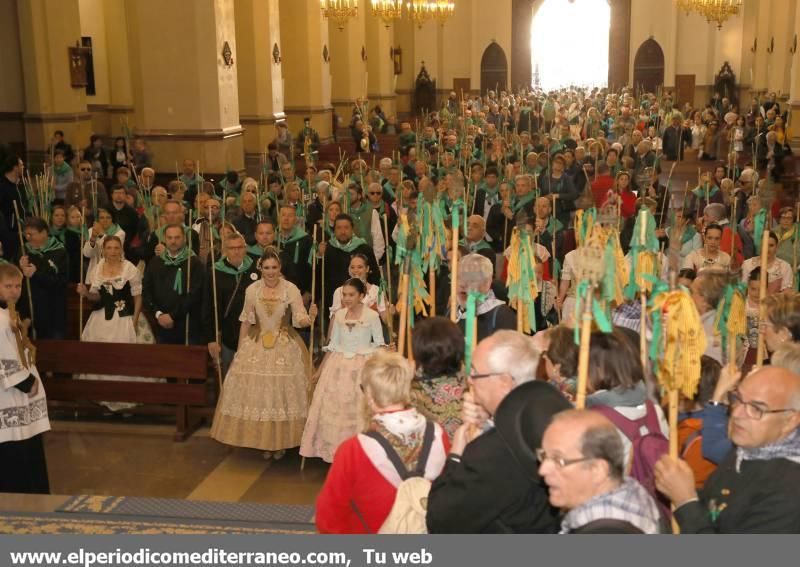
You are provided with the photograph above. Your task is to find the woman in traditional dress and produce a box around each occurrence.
[75,235,158,411]
[409,317,465,439]
[328,253,386,320]
[82,206,125,283]
[211,247,317,460]
[301,278,385,463]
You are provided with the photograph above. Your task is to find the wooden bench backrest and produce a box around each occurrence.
[35,340,208,380]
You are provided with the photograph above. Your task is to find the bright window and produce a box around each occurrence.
[531,0,610,91]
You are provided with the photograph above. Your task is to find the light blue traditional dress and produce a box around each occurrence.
[300,307,385,462]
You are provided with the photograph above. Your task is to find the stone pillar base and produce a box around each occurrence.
[133,128,245,179]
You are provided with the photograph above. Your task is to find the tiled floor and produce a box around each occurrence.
[32,419,329,506]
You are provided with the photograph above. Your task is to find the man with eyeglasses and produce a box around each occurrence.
[655,366,800,533]
[538,410,664,534]
[426,331,571,533]
[65,160,109,211]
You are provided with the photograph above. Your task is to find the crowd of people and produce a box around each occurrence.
[0,84,799,533]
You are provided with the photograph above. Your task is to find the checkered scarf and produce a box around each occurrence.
[736,428,800,472]
[560,478,663,534]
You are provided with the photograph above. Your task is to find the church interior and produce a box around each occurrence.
[1,0,799,535]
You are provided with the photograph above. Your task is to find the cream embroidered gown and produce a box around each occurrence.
[210,278,312,451]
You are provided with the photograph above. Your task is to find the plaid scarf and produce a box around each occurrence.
[736,428,800,472]
[560,478,663,534]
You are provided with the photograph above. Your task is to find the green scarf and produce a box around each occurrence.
[26,236,65,256]
[461,239,493,253]
[105,224,121,237]
[482,183,501,207]
[53,161,72,177]
[278,225,308,263]
[329,235,367,254]
[513,191,536,213]
[179,174,203,187]
[50,227,66,244]
[546,216,563,235]
[160,247,195,294]
[214,254,254,276]
[247,243,267,257]
[383,182,397,201]
[692,185,720,199]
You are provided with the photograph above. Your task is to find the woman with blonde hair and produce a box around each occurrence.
[761,292,800,355]
[315,351,449,533]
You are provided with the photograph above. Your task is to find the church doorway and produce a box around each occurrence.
[530,0,610,91]
[633,38,665,95]
[480,42,508,95]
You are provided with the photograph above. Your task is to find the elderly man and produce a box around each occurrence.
[655,366,800,533]
[427,331,572,533]
[453,254,515,342]
[462,215,494,264]
[538,410,664,534]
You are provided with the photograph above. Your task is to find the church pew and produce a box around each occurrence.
[35,340,210,441]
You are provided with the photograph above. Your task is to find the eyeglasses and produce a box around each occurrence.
[79,168,92,172]
[535,449,595,469]
[368,192,383,196]
[464,366,500,381]
[727,390,798,420]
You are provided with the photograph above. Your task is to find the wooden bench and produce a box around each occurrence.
[35,340,210,441]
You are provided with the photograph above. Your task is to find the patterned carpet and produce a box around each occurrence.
[0,495,316,534]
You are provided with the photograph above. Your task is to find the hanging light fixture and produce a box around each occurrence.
[407,0,433,28]
[430,0,455,26]
[675,0,741,29]
[697,0,742,29]
[371,0,404,28]
[320,0,358,31]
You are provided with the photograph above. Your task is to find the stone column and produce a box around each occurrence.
[278,0,333,143]
[753,0,772,92]
[394,17,416,116]
[365,9,396,118]
[0,0,25,148]
[17,0,92,167]
[768,0,797,95]
[788,0,800,149]
[126,0,243,175]
[104,0,135,137]
[235,0,285,175]
[329,0,368,120]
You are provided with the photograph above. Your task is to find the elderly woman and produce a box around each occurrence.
[410,317,466,438]
[315,351,450,534]
[455,254,516,342]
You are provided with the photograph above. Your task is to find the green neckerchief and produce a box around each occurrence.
[214,254,254,276]
[461,238,493,253]
[53,162,72,176]
[546,216,564,236]
[513,191,536,213]
[105,224,121,237]
[681,225,696,246]
[160,246,195,294]
[179,174,204,187]
[329,235,367,254]
[66,225,89,238]
[383,182,397,200]
[50,226,66,244]
[482,183,501,207]
[219,178,241,195]
[692,185,720,198]
[26,236,65,256]
[279,225,308,263]
[247,242,268,257]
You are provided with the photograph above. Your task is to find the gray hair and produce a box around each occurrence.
[459,254,493,284]
[485,330,541,387]
[703,202,727,222]
[772,342,800,377]
[551,410,625,481]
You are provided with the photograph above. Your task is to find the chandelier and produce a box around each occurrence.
[371,0,403,28]
[430,1,455,25]
[320,0,358,31]
[676,0,741,29]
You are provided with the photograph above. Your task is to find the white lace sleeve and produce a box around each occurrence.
[239,282,257,324]
[127,262,143,296]
[368,309,385,347]
[288,282,311,328]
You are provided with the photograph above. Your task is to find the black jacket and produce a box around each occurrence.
[142,254,204,323]
[675,450,800,533]
[202,259,259,350]
[427,381,572,533]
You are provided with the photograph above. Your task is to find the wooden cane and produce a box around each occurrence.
[574,285,594,409]
[450,227,459,323]
[429,267,436,317]
[755,227,770,367]
[79,207,86,337]
[383,213,394,342]
[13,202,35,339]
[551,194,559,291]
[309,225,318,376]
[185,210,193,346]
[397,267,411,357]
[208,210,223,390]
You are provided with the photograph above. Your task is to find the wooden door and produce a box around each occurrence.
[632,38,665,95]
[675,74,696,109]
[453,78,471,99]
[480,42,508,94]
